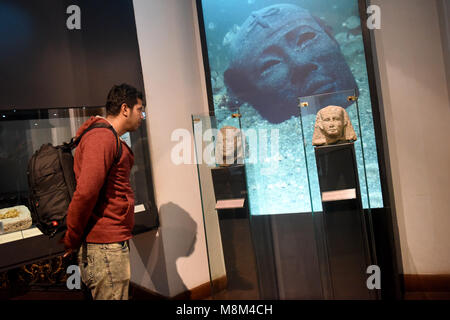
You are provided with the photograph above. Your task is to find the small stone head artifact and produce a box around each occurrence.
[215,126,245,166]
[312,105,357,146]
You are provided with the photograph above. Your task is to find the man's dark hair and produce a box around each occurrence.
[106,83,143,116]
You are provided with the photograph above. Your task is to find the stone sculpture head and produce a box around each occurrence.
[215,126,244,167]
[312,105,357,146]
[224,4,357,123]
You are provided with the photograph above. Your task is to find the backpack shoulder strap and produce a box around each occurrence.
[70,123,122,164]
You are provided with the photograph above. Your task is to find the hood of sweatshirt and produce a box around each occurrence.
[75,116,112,138]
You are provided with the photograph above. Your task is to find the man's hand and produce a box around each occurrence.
[58,232,73,258]
[60,234,74,258]
[63,248,74,258]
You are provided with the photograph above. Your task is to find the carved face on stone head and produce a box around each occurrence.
[215,126,245,166]
[312,105,357,146]
[321,106,344,137]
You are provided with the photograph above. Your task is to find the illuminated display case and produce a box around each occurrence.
[0,106,158,272]
[195,0,401,300]
[192,111,260,299]
[193,89,379,299]
[298,89,378,299]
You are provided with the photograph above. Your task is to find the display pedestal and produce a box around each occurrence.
[211,165,248,218]
[210,165,259,298]
[315,143,374,299]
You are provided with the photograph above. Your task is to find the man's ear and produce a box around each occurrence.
[121,103,129,117]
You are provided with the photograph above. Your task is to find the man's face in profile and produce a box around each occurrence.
[126,98,144,132]
[321,107,344,137]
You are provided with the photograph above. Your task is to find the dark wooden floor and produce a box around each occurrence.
[4,291,450,300]
[2,284,449,300]
[404,292,450,300]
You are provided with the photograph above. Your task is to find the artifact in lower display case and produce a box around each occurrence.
[0,205,32,234]
[215,125,245,167]
[312,105,357,146]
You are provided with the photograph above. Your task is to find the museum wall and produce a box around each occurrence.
[437,0,450,97]
[372,0,450,275]
[129,0,215,297]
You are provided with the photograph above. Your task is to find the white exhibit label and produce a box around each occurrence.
[22,227,43,239]
[215,198,245,210]
[0,231,23,245]
[321,188,357,202]
[134,204,145,213]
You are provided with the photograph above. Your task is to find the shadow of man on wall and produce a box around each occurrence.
[131,201,197,299]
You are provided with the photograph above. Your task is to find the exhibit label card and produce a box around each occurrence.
[22,227,43,239]
[321,188,357,202]
[134,204,146,213]
[215,198,245,209]
[0,230,23,245]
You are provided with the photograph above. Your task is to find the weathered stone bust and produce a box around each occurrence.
[312,105,357,146]
[215,126,244,166]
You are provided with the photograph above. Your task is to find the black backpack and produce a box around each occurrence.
[27,123,122,237]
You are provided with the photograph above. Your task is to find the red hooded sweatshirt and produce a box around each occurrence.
[64,116,135,250]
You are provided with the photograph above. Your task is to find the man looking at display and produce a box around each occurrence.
[63,83,145,300]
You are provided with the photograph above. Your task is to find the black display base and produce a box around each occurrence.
[211,164,249,219]
[210,165,259,299]
[315,142,376,299]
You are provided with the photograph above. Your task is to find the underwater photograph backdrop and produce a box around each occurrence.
[199,0,383,215]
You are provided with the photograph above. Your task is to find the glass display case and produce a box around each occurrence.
[0,106,158,271]
[195,0,401,299]
[298,89,378,299]
[192,111,260,299]
[194,89,380,300]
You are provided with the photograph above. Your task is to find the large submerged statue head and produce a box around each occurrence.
[312,105,357,146]
[224,4,357,123]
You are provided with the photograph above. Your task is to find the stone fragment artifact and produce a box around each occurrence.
[312,105,357,146]
[215,126,244,166]
[0,205,32,234]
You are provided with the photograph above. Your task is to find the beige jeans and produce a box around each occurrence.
[78,241,130,300]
